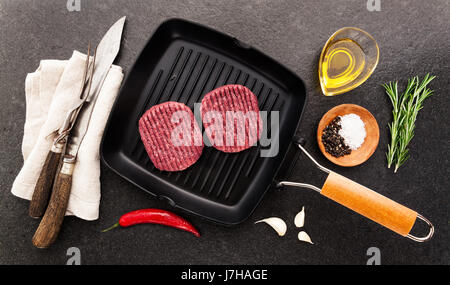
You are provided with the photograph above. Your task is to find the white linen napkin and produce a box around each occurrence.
[11,50,124,221]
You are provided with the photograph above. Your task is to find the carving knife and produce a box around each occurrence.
[32,16,126,248]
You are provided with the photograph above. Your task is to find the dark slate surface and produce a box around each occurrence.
[0,0,448,265]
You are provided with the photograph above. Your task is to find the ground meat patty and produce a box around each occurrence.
[139,102,203,171]
[200,84,262,153]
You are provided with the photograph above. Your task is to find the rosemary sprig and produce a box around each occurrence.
[383,74,435,173]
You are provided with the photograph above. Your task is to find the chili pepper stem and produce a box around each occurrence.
[102,222,120,232]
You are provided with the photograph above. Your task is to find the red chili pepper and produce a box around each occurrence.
[102,209,200,237]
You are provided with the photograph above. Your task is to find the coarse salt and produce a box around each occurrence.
[338,113,366,150]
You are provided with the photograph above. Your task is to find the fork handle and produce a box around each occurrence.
[29,142,64,218]
[32,157,74,249]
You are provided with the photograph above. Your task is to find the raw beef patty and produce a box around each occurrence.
[200,84,262,153]
[139,102,203,171]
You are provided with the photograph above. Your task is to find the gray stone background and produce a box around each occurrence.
[0,0,449,265]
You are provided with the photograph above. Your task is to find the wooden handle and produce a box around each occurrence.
[32,159,74,249]
[321,172,417,236]
[29,143,64,218]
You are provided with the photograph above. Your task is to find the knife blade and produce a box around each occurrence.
[66,16,126,160]
[85,16,126,102]
[32,17,126,249]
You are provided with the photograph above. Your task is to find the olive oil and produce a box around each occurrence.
[319,39,366,96]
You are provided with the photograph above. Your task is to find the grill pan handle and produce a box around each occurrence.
[278,144,434,242]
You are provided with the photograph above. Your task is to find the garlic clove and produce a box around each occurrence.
[294,206,305,228]
[255,217,287,236]
[298,231,314,244]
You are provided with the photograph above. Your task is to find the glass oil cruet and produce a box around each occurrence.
[319,27,380,96]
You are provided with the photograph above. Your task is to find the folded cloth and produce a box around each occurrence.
[12,50,124,221]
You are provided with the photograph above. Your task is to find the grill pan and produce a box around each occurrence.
[101,18,306,225]
[101,19,433,241]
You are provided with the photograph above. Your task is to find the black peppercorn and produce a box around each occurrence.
[322,117,351,157]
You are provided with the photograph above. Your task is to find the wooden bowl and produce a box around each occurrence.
[317,104,379,167]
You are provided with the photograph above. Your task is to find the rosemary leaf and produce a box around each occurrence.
[383,74,435,173]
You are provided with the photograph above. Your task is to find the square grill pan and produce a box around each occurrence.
[101,19,306,225]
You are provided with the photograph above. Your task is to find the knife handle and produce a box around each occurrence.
[32,156,75,249]
[29,142,65,218]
